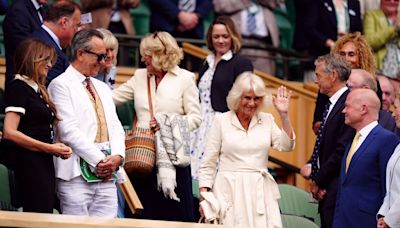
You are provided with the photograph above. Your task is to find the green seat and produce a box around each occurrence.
[278,184,320,226]
[116,100,135,130]
[0,164,16,211]
[281,214,319,228]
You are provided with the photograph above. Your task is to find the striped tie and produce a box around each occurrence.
[247,9,257,34]
[85,77,96,101]
[179,0,196,12]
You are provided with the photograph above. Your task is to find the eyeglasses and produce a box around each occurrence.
[83,50,108,62]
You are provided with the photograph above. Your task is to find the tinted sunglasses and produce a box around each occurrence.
[84,50,108,62]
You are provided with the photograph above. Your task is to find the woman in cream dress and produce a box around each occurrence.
[198,72,295,227]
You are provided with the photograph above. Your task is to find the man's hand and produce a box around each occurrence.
[177,11,199,30]
[96,155,122,181]
[377,217,389,228]
[310,181,326,201]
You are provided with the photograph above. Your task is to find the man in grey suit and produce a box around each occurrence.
[213,0,281,75]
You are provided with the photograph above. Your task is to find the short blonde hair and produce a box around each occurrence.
[140,32,183,72]
[227,72,271,113]
[96,28,119,65]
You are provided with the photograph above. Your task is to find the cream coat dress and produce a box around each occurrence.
[199,111,295,228]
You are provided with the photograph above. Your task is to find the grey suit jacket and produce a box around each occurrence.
[213,0,280,47]
[378,144,400,227]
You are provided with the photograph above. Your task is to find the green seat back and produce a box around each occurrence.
[0,164,14,210]
[281,214,319,228]
[116,100,135,130]
[278,184,320,226]
[130,0,150,36]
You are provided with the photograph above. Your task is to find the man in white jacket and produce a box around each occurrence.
[48,29,125,217]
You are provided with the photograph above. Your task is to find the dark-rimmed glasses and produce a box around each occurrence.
[83,50,108,62]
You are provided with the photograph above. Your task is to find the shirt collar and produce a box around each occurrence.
[41,24,62,50]
[359,121,379,139]
[168,65,180,76]
[329,86,348,106]
[31,0,41,10]
[14,74,39,92]
[206,50,233,68]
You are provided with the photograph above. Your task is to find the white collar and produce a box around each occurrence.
[41,24,62,50]
[358,121,378,139]
[206,50,233,68]
[329,86,348,106]
[14,74,39,92]
[31,0,41,10]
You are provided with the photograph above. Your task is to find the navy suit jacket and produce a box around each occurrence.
[3,0,43,86]
[306,0,362,62]
[198,53,253,112]
[148,0,212,38]
[333,124,399,228]
[314,89,356,208]
[32,27,69,85]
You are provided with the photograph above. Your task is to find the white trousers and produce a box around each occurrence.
[57,176,117,217]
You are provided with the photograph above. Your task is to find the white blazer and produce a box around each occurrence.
[48,65,125,181]
[378,144,400,228]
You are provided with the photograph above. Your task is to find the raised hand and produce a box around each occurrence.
[272,86,292,115]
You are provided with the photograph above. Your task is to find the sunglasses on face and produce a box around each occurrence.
[83,50,108,62]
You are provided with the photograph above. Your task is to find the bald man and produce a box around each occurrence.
[333,89,399,228]
[377,75,395,112]
[347,69,397,133]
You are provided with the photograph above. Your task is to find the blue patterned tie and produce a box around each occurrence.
[310,101,331,180]
[247,9,257,35]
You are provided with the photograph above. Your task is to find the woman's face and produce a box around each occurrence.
[237,90,262,118]
[392,97,400,127]
[103,46,117,69]
[211,24,232,57]
[141,55,157,75]
[381,0,399,16]
[36,56,53,80]
[339,42,360,69]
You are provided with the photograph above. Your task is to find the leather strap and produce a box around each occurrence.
[147,76,154,119]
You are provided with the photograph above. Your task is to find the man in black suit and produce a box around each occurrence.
[3,0,47,87]
[32,0,81,85]
[301,53,355,228]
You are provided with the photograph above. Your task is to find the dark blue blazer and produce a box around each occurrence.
[306,0,362,61]
[333,124,399,228]
[148,0,212,38]
[314,89,355,209]
[32,27,69,85]
[3,0,42,86]
[198,53,253,112]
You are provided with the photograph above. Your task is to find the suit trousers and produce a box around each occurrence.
[57,176,117,217]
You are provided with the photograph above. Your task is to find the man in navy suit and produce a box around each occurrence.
[301,53,355,228]
[3,0,47,87]
[148,0,212,39]
[32,0,81,85]
[333,88,399,228]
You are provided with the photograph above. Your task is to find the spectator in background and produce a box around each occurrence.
[377,92,400,228]
[378,75,396,112]
[346,69,397,133]
[198,73,294,227]
[81,0,140,66]
[359,0,381,17]
[364,0,400,71]
[213,0,281,75]
[3,39,72,213]
[148,0,212,39]
[333,88,398,228]
[3,0,48,87]
[191,16,253,181]
[48,29,125,217]
[32,0,82,85]
[112,32,201,222]
[95,28,119,90]
[304,0,362,82]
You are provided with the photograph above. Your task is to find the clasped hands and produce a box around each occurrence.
[310,181,326,201]
[177,11,199,32]
[96,155,122,181]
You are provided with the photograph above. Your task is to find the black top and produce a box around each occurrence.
[5,79,54,143]
[198,53,254,112]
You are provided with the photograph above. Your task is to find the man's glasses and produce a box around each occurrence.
[84,50,108,62]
